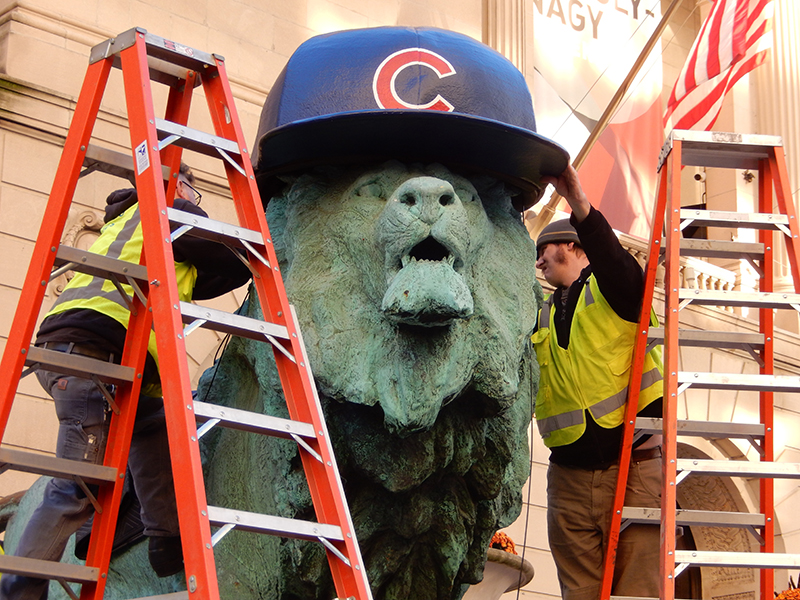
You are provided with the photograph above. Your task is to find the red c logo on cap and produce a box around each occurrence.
[372,48,456,112]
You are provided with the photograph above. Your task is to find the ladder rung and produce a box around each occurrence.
[662,130,782,170]
[678,371,800,393]
[622,506,764,528]
[193,400,315,440]
[679,288,800,309]
[129,594,190,600]
[166,208,264,249]
[635,417,764,439]
[54,245,148,285]
[181,302,288,342]
[207,506,344,543]
[25,346,135,386]
[611,597,694,600]
[674,550,800,569]
[0,448,117,484]
[155,118,240,158]
[139,29,216,69]
[0,554,99,583]
[82,143,170,184]
[677,458,800,479]
[674,238,764,260]
[648,328,764,350]
[680,209,789,230]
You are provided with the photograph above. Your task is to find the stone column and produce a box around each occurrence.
[482,0,526,72]
[755,0,800,329]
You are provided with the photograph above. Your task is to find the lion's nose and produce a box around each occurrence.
[393,177,459,224]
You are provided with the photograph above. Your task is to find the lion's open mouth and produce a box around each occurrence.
[382,235,473,327]
[400,237,461,271]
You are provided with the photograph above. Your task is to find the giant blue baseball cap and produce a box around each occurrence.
[252,26,569,209]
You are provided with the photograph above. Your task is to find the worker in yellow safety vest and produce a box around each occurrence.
[1,164,251,600]
[531,165,663,600]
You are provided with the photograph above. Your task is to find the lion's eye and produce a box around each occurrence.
[356,182,384,199]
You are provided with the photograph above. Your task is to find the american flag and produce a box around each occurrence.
[664,0,774,131]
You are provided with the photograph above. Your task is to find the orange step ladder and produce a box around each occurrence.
[601,130,800,600]
[0,27,372,600]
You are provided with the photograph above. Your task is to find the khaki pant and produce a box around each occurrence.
[547,457,661,600]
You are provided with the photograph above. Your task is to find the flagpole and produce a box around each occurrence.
[528,0,684,239]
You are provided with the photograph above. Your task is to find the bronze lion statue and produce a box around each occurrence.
[199,160,542,599]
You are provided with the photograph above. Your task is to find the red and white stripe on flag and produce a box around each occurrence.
[664,0,773,131]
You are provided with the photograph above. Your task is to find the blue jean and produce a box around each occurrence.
[0,370,180,600]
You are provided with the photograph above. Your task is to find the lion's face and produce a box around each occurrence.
[373,164,490,326]
[267,161,540,435]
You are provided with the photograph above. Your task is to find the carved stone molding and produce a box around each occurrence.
[51,209,104,296]
[0,2,268,105]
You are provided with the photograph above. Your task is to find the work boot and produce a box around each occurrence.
[148,535,184,577]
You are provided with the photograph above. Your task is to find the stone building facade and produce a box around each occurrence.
[0,0,799,598]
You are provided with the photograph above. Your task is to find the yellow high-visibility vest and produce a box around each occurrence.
[47,203,197,395]
[530,275,663,448]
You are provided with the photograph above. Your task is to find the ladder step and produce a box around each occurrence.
[25,346,135,386]
[679,288,800,309]
[193,400,315,440]
[155,118,240,158]
[662,130,783,170]
[677,458,800,479]
[621,506,764,528]
[673,238,765,261]
[166,208,265,249]
[680,209,789,231]
[0,448,118,484]
[678,371,800,393]
[635,417,764,439]
[54,245,148,285]
[82,143,170,185]
[181,302,288,342]
[90,28,215,85]
[0,554,99,584]
[648,328,764,350]
[207,506,344,543]
[674,550,800,570]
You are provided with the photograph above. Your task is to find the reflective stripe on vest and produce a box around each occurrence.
[538,297,553,330]
[53,208,143,309]
[583,281,594,307]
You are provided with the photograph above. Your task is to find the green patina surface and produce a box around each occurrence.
[5,161,542,600]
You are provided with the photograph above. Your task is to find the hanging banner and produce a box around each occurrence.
[532,0,664,239]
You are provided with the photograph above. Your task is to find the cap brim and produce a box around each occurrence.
[254,111,569,210]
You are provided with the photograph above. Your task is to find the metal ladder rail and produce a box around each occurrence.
[190,43,371,598]
[113,28,371,600]
[0,52,148,600]
[599,148,670,600]
[165,193,371,597]
[600,131,800,600]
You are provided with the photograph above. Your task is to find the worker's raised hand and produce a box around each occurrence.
[541,164,591,223]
